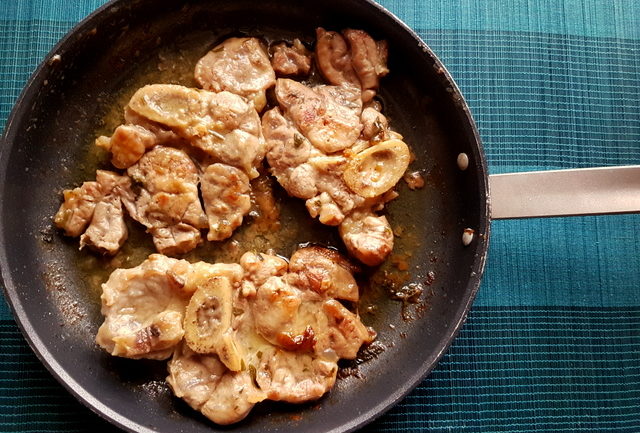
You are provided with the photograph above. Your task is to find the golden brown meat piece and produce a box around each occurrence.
[315,28,359,88]
[55,170,133,256]
[96,254,192,359]
[54,180,101,237]
[275,78,363,154]
[194,37,276,112]
[78,170,132,255]
[255,346,338,403]
[127,84,265,179]
[339,210,394,267]
[249,247,373,359]
[315,27,389,102]
[200,163,251,242]
[287,246,359,302]
[343,29,389,102]
[271,39,312,76]
[167,342,266,425]
[95,124,158,169]
[126,146,207,255]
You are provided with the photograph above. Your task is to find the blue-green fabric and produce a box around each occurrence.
[1,0,639,432]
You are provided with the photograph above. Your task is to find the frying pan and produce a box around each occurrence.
[0,0,489,431]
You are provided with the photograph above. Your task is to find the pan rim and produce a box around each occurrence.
[0,0,491,432]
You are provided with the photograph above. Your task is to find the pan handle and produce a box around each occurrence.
[489,165,640,219]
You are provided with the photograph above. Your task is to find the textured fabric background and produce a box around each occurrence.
[1,0,640,432]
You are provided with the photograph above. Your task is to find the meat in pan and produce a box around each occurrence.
[96,247,372,424]
[55,28,413,266]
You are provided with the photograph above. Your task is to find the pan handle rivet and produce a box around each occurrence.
[457,153,469,171]
[462,228,474,246]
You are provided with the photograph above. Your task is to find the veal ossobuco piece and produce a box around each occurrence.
[195,37,276,112]
[96,247,373,425]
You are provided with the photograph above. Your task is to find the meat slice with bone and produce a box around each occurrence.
[127,84,265,179]
[96,254,192,360]
[194,37,276,112]
[126,146,207,255]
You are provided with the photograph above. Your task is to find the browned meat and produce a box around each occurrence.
[165,249,360,420]
[167,342,266,425]
[78,170,132,255]
[194,37,276,112]
[360,106,389,141]
[316,299,373,359]
[54,180,101,237]
[255,346,337,403]
[127,85,265,179]
[55,170,133,255]
[248,248,371,360]
[275,78,362,154]
[200,163,251,242]
[252,275,306,347]
[126,146,207,255]
[240,251,288,287]
[95,124,158,169]
[262,94,400,266]
[263,107,317,198]
[96,254,192,359]
[265,83,366,225]
[96,248,372,424]
[315,28,388,102]
[287,246,359,302]
[315,28,359,88]
[80,194,127,255]
[271,39,312,76]
[342,29,389,102]
[304,155,366,225]
[339,210,394,266]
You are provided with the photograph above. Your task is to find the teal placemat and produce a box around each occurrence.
[1,0,639,432]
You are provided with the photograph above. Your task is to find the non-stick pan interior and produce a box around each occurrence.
[0,0,489,431]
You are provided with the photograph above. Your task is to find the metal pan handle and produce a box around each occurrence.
[489,165,640,219]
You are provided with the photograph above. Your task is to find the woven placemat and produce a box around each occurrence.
[1,0,639,431]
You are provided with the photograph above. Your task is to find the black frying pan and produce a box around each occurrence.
[0,0,489,431]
